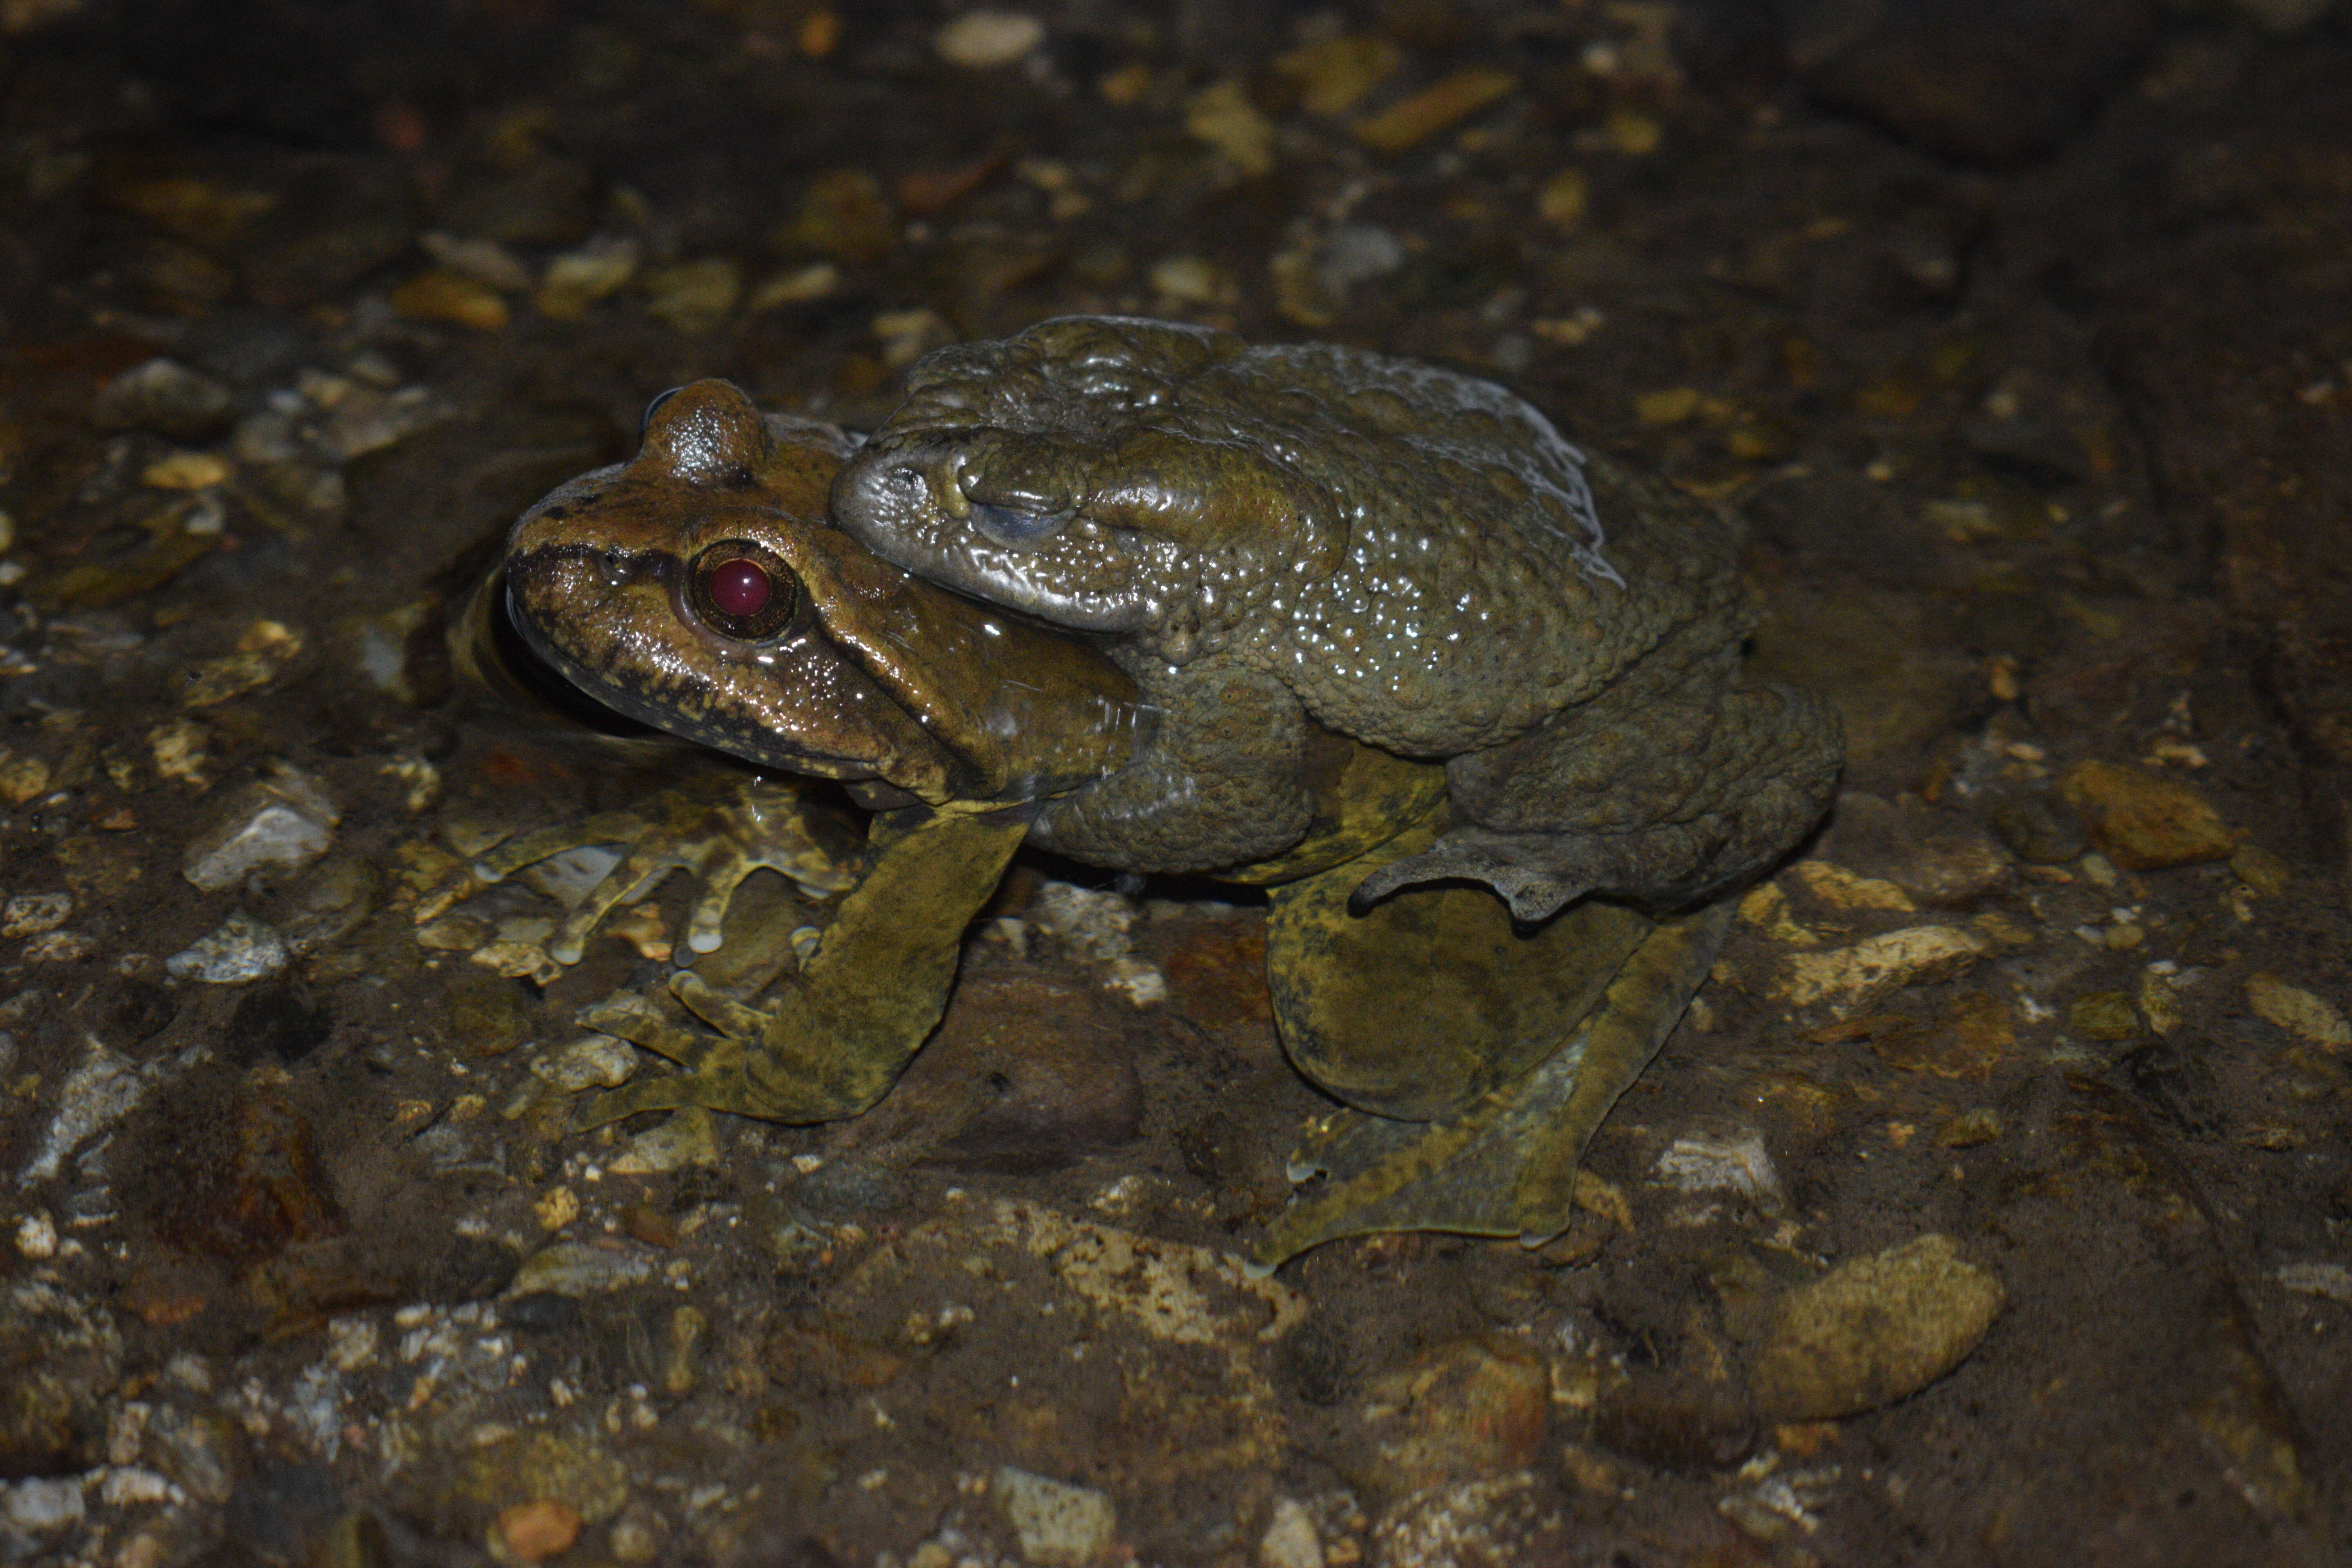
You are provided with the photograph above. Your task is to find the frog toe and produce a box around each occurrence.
[668,970,774,1040]
[466,775,856,967]
[577,991,716,1067]
[572,1066,775,1129]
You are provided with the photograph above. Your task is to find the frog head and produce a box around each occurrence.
[829,317,1346,653]
[505,379,1147,806]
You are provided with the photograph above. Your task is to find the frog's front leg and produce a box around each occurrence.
[573,805,1029,1126]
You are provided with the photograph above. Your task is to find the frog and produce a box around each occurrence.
[493,316,1842,1268]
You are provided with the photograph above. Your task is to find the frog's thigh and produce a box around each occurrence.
[1252,898,1731,1269]
[1265,820,1652,1121]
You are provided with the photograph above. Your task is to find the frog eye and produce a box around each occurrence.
[640,387,684,441]
[688,541,801,642]
[969,502,1071,547]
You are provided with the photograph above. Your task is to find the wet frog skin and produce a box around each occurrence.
[833,316,1842,924]
[496,322,1842,1267]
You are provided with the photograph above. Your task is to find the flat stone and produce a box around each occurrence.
[935,10,1044,69]
[2060,761,2236,871]
[1774,925,1992,1011]
[1749,1233,2004,1419]
[508,1241,657,1297]
[2245,973,2351,1051]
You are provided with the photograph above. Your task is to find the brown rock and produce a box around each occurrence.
[1749,1234,2004,1419]
[1821,793,2011,905]
[2059,761,2236,870]
[1362,1334,1550,1498]
[496,1500,581,1563]
[1592,1372,1755,1470]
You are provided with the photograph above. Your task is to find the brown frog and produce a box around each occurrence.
[489,318,1841,1266]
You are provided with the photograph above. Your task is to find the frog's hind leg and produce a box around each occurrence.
[1254,855,1730,1269]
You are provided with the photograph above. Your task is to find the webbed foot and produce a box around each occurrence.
[423,771,855,965]
[561,805,1029,1133]
[1251,892,1731,1269]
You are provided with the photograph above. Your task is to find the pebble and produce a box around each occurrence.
[1184,80,1275,176]
[532,1035,641,1092]
[989,1465,1116,1567]
[535,236,641,318]
[92,357,235,437]
[1748,1234,2004,1420]
[2244,973,2351,1051]
[164,910,289,984]
[1775,925,1991,1012]
[0,891,72,938]
[497,1499,582,1562]
[2059,760,2236,870]
[2276,1262,2352,1304]
[608,1107,718,1174]
[418,230,531,291]
[1352,67,1519,154]
[0,1476,84,1532]
[508,1240,658,1296]
[1653,1128,1784,1208]
[934,11,1044,69]
[181,764,339,891]
[1258,1497,1322,1568]
[390,267,510,331]
[22,1036,146,1182]
[141,450,230,490]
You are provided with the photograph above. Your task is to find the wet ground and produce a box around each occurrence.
[2,1,2350,1563]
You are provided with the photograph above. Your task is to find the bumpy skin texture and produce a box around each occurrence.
[833,316,1843,917]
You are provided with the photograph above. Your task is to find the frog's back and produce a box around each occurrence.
[842,317,1740,759]
[1224,338,1741,754]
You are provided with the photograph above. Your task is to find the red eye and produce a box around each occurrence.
[690,541,800,641]
[708,557,771,617]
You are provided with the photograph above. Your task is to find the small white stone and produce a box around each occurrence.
[1,1475,85,1532]
[532,1035,641,1092]
[13,1211,56,1259]
[165,911,288,984]
[935,10,1045,69]
[1259,1497,1323,1568]
[0,891,72,938]
[991,1466,1116,1567]
[1654,1128,1784,1208]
